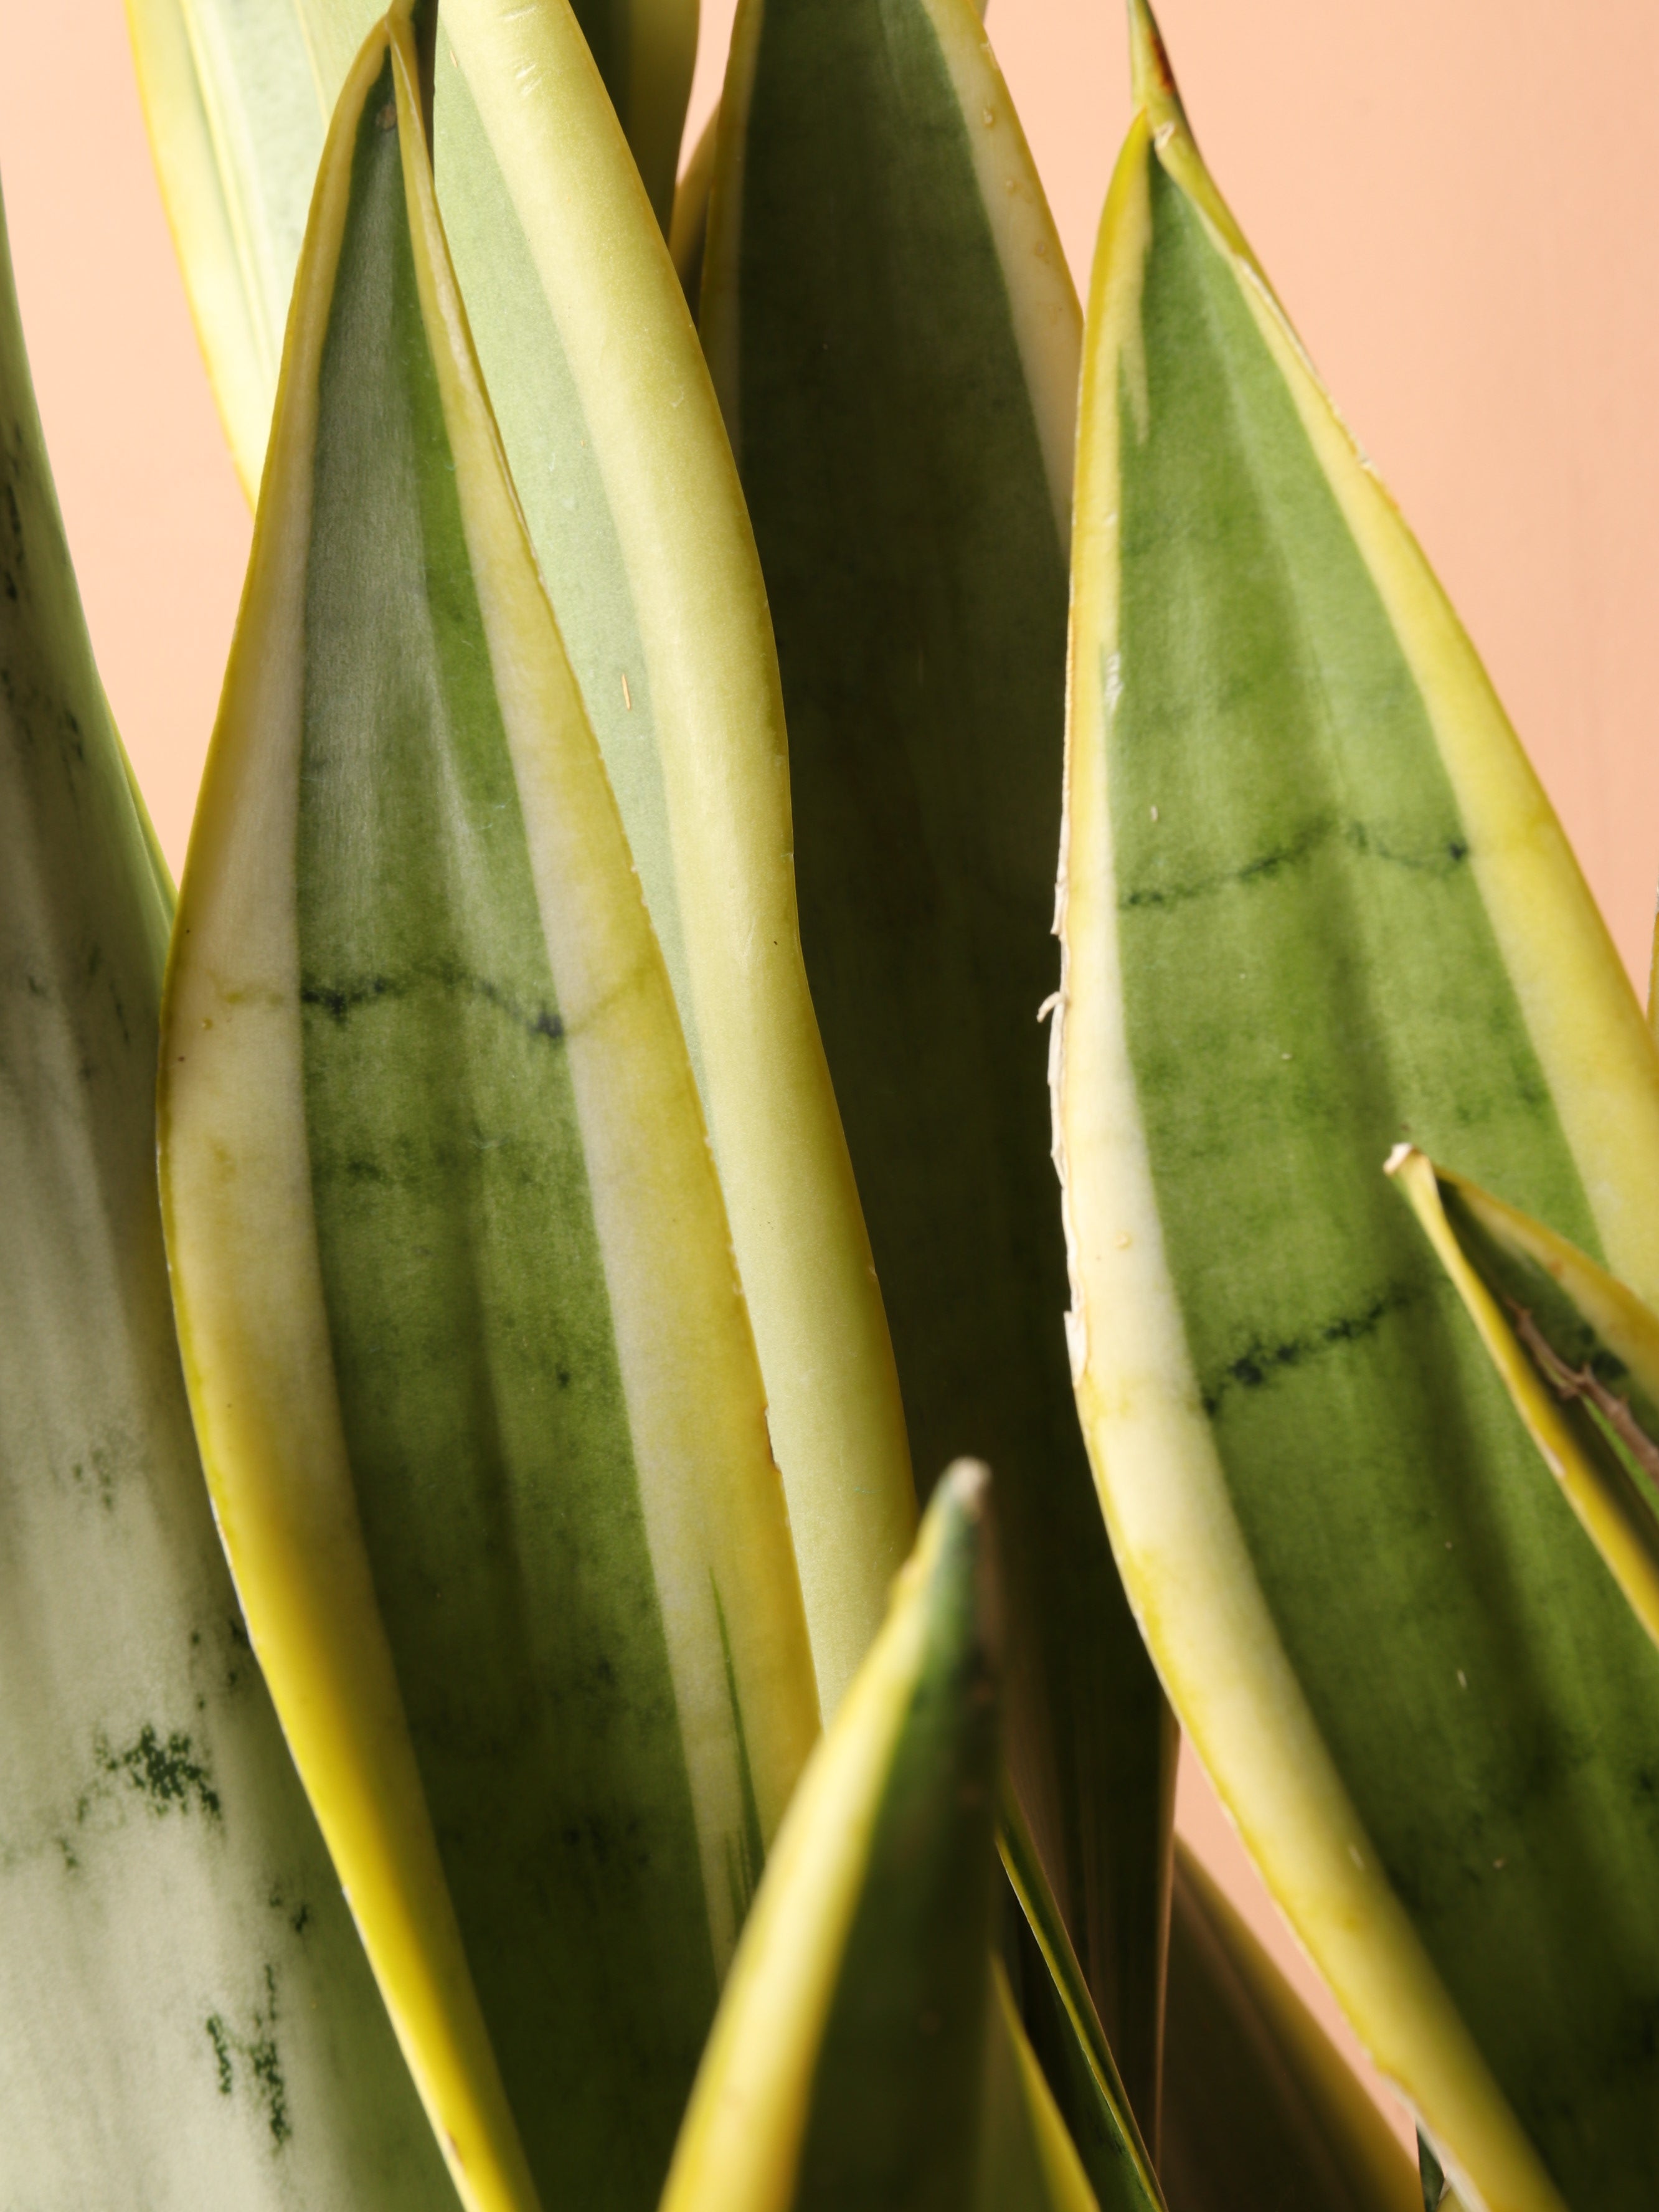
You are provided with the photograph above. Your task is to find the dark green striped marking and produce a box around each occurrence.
[1109,154,1659,2204]
[296,72,716,2210]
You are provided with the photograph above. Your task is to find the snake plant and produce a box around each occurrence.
[1,0,1650,2205]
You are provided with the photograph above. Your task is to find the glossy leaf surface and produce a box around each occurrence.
[135,0,917,1718]
[701,0,1172,2127]
[1163,1845,1419,2212]
[662,1463,1108,2212]
[1391,1147,1659,1653]
[159,17,817,2210]
[1055,5,1659,2205]
[0,173,453,2208]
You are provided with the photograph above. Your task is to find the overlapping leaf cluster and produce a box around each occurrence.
[3,0,1657,2206]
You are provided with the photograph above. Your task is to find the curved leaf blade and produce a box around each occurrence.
[580,0,699,234]
[1055,4,1659,2205]
[700,0,1173,2127]
[661,1462,1103,2212]
[1390,1146,1659,1653]
[127,0,694,499]
[0,170,454,2209]
[133,0,919,1712]
[437,0,917,1714]
[124,0,350,497]
[159,16,818,2210]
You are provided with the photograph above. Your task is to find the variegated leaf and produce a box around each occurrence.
[0,163,454,2211]
[131,0,919,1721]
[700,0,1173,2127]
[159,15,818,2208]
[662,1463,1128,2212]
[1055,4,1659,2205]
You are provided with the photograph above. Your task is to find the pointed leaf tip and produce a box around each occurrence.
[1127,0,1186,126]
[701,0,1169,2123]
[945,1455,991,1516]
[1063,1,1659,2175]
[159,14,820,2201]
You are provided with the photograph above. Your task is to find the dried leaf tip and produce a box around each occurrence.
[942,1457,991,1520]
[937,1460,1005,1677]
[1127,0,1188,131]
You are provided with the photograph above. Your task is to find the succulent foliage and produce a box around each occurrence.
[2,0,1654,2207]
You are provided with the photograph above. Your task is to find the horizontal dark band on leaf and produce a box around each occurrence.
[1199,1283,1420,1420]
[160,19,818,2210]
[301,962,565,1044]
[1059,11,1659,2206]
[1117,803,1472,915]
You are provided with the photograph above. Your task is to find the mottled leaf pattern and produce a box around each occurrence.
[134,0,918,1719]
[0,164,454,2211]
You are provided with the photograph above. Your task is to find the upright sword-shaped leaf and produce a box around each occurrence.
[159,13,818,2210]
[699,0,1173,2130]
[1055,4,1659,2205]
[662,1462,1144,2212]
[0,170,455,2208]
[132,0,919,1721]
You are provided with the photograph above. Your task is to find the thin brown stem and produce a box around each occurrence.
[1506,1299,1659,1488]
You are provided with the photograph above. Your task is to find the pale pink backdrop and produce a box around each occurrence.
[7,0,1658,2157]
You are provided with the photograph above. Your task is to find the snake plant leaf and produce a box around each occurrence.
[0,175,454,2209]
[135,0,917,1718]
[438,0,916,1714]
[699,0,1173,2132]
[122,0,361,498]
[1390,1146,1659,1654]
[126,0,693,496]
[661,1462,1107,2212]
[598,0,701,242]
[159,16,818,2211]
[999,1795,1166,2212]
[1054,2,1659,2204]
[1162,1844,1420,2212]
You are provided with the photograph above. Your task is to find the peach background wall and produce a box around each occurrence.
[4,0,1657,2159]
